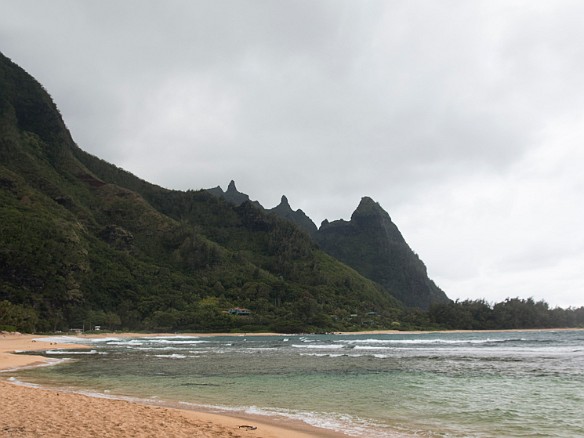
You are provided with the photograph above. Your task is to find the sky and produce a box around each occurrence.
[2,1,583,308]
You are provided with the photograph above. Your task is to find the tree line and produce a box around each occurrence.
[427,297,584,330]
[3,295,583,334]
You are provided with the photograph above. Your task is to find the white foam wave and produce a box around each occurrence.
[152,354,187,359]
[148,339,209,345]
[6,377,42,387]
[134,346,177,351]
[299,352,392,359]
[106,339,144,346]
[299,353,348,358]
[336,338,527,346]
[0,357,72,373]
[175,400,393,437]
[45,349,99,355]
[243,405,391,437]
[85,337,123,343]
[292,344,345,349]
[32,336,96,344]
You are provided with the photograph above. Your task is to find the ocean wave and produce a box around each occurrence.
[299,352,393,359]
[6,377,42,387]
[32,336,99,344]
[106,340,144,346]
[291,344,345,349]
[152,354,187,359]
[147,339,209,345]
[237,347,279,353]
[176,401,393,437]
[336,338,529,346]
[45,349,99,355]
[0,357,71,373]
[85,337,123,343]
[299,353,349,358]
[134,346,177,351]
[242,405,392,437]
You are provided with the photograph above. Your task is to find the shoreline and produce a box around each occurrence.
[0,332,347,438]
[2,328,582,437]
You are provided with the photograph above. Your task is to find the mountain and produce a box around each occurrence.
[0,51,402,333]
[266,195,318,238]
[315,197,449,309]
[207,180,262,209]
[207,182,449,309]
[206,183,318,237]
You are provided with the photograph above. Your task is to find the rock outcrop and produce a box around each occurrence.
[315,197,450,309]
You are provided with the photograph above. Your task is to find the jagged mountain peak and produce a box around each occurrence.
[268,195,317,237]
[316,197,449,309]
[352,197,392,220]
[349,197,404,244]
[354,196,381,213]
[207,180,254,207]
[227,179,237,193]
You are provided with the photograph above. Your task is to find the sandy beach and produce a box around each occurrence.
[0,333,345,438]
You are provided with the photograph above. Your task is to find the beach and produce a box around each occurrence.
[0,333,345,438]
[3,330,583,437]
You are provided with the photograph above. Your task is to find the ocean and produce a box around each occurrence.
[10,330,584,437]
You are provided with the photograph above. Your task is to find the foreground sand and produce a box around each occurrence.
[0,334,345,438]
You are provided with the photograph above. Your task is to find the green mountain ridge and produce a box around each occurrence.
[207,182,449,309]
[1,52,405,333]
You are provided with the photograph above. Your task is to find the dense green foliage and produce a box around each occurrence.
[428,298,584,330]
[0,52,404,333]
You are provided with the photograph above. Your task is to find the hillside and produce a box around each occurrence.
[0,52,402,333]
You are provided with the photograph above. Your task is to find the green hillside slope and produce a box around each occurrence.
[0,52,401,333]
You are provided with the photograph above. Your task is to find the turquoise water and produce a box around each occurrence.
[10,330,584,437]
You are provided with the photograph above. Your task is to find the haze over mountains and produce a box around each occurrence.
[0,51,448,333]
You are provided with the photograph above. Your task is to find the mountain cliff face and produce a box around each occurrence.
[207,180,262,209]
[206,183,319,238]
[208,181,449,309]
[267,196,318,238]
[0,52,402,333]
[315,197,449,309]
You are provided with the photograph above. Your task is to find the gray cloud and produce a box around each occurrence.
[2,0,583,307]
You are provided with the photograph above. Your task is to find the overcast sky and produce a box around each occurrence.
[2,1,583,308]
